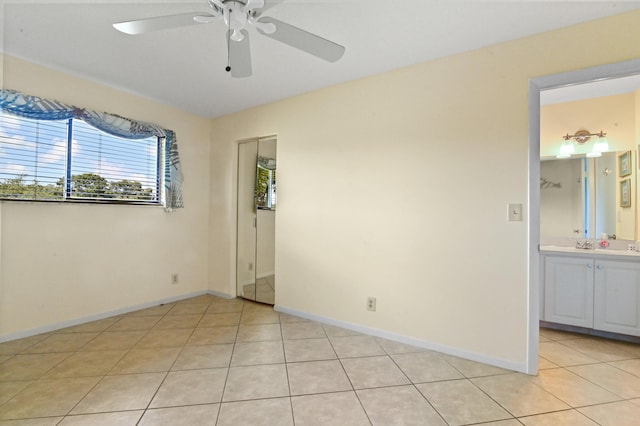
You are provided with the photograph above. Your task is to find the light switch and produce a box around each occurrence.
[508,203,523,222]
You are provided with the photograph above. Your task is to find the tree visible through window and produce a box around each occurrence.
[0,111,160,202]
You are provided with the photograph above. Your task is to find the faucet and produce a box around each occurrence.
[576,240,595,250]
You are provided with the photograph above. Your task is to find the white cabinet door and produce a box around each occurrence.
[594,260,640,336]
[544,256,594,327]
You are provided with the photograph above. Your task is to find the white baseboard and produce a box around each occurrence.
[274,304,527,374]
[0,289,236,343]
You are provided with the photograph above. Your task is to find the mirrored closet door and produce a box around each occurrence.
[236,137,276,304]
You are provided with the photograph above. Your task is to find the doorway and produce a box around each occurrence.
[528,59,640,374]
[236,137,277,305]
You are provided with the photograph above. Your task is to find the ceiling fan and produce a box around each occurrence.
[113,0,346,78]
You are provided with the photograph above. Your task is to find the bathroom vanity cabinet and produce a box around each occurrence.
[541,248,640,337]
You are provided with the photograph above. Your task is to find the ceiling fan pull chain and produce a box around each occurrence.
[225,27,232,72]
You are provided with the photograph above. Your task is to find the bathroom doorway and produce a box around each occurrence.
[529,59,640,374]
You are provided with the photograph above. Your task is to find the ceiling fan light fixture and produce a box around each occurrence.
[230,29,245,41]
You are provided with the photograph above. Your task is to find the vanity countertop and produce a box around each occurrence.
[541,245,640,259]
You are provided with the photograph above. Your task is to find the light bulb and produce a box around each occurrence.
[556,140,575,159]
[230,29,244,42]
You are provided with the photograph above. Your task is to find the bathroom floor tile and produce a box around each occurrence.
[172,344,233,370]
[134,328,193,348]
[281,322,326,340]
[609,358,640,377]
[538,342,599,367]
[25,333,98,353]
[444,354,511,378]
[560,337,638,362]
[417,379,512,425]
[222,364,289,401]
[329,335,385,358]
[139,404,219,426]
[187,326,238,345]
[44,350,126,378]
[358,385,447,425]
[392,351,464,383]
[473,373,570,417]
[567,363,640,399]
[199,313,241,327]
[217,398,293,426]
[0,335,51,356]
[58,411,144,425]
[207,299,245,313]
[341,355,410,389]
[0,353,71,381]
[235,324,282,342]
[578,400,640,426]
[107,315,161,331]
[532,368,621,407]
[70,372,165,414]
[239,310,280,325]
[519,409,599,425]
[287,359,352,395]
[230,341,284,366]
[153,314,203,330]
[167,303,210,315]
[109,347,181,374]
[0,380,33,406]
[291,391,370,426]
[150,368,227,407]
[284,338,337,362]
[80,331,145,351]
[0,377,100,420]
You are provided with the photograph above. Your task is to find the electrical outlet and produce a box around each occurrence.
[367,297,376,312]
[171,274,179,285]
[628,244,638,252]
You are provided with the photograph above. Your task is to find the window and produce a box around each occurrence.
[0,111,160,203]
[256,166,276,210]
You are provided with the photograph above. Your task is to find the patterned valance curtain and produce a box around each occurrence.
[0,89,184,210]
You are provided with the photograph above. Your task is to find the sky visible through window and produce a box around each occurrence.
[0,110,159,200]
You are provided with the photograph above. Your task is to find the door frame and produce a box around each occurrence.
[527,58,640,374]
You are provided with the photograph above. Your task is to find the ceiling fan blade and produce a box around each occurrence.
[113,12,217,35]
[244,0,265,11]
[260,0,286,13]
[228,30,252,78]
[256,17,345,63]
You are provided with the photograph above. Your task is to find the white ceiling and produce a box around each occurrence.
[2,0,640,118]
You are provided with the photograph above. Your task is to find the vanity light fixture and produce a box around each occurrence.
[556,129,609,158]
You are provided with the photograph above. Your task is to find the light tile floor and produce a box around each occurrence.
[2,295,640,425]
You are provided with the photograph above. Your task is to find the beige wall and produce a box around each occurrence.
[209,10,640,371]
[0,56,212,338]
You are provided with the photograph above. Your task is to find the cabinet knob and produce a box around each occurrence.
[587,264,593,269]
[597,265,603,270]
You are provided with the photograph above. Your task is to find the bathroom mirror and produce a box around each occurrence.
[236,138,276,304]
[540,77,640,244]
[540,151,635,240]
